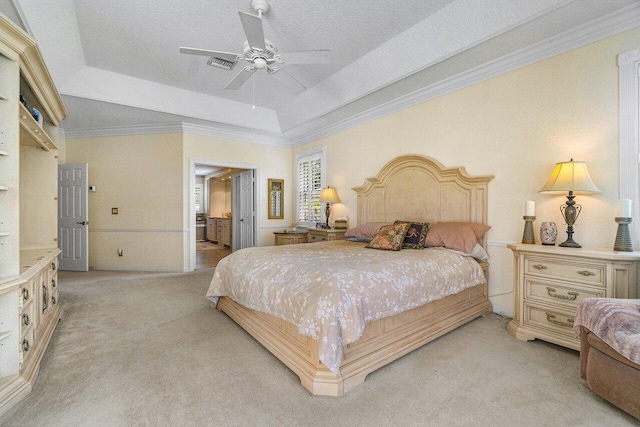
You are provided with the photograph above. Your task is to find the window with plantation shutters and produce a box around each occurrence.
[296,148,326,227]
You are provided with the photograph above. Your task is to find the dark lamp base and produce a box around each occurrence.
[559,240,581,248]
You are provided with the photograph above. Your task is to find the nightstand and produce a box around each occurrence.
[507,243,640,350]
[274,231,309,246]
[306,228,346,243]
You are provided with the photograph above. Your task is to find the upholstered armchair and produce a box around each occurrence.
[574,298,640,419]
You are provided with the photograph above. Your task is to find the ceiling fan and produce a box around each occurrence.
[179,0,332,94]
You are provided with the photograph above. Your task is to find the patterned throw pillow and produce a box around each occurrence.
[394,220,430,249]
[365,222,410,251]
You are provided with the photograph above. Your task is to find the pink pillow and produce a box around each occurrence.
[425,222,491,254]
[345,222,390,242]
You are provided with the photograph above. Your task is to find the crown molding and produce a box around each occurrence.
[180,123,290,148]
[290,3,640,147]
[60,123,184,139]
[60,121,291,147]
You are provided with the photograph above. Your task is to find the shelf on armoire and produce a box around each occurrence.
[18,103,57,151]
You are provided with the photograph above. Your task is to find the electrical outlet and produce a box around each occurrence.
[117,248,123,257]
[112,208,118,214]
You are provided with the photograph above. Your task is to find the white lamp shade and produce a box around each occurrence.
[319,187,340,203]
[539,160,601,194]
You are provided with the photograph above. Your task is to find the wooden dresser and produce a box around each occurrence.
[306,228,346,243]
[507,244,640,350]
[0,15,66,416]
[274,231,309,245]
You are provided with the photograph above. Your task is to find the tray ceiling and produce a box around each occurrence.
[2,0,639,146]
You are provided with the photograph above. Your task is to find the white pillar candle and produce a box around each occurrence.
[525,200,535,216]
[618,199,632,217]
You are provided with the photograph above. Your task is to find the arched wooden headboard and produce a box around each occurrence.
[352,154,494,245]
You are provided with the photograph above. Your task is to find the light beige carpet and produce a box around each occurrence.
[1,269,637,426]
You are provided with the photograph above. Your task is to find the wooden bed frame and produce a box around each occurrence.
[217,154,494,396]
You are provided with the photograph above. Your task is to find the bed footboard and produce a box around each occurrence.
[216,279,491,396]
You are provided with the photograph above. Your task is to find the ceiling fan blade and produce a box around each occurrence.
[239,12,265,51]
[281,50,332,65]
[272,68,306,93]
[225,69,253,90]
[179,47,239,61]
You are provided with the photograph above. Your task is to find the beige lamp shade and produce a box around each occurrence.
[539,160,601,194]
[320,187,341,203]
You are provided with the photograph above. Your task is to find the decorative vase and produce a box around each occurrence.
[540,222,557,246]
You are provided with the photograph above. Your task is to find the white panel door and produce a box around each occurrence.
[232,170,255,251]
[58,164,89,271]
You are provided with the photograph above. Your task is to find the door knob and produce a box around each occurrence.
[76,221,88,225]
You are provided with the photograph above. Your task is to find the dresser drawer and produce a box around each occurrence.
[524,255,605,287]
[524,278,604,309]
[20,327,35,368]
[309,233,327,242]
[523,303,576,337]
[49,259,58,274]
[19,302,35,337]
[19,279,35,311]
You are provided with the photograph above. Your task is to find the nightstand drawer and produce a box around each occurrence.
[309,234,327,242]
[525,278,604,308]
[524,256,605,287]
[523,303,576,337]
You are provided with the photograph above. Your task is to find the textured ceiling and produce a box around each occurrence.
[73,0,454,109]
[2,0,639,145]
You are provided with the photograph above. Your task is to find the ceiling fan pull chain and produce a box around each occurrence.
[252,70,255,110]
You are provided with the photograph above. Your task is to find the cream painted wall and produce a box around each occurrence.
[65,133,184,271]
[294,28,640,316]
[183,133,293,251]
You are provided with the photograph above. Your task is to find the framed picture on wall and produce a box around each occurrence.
[268,178,284,219]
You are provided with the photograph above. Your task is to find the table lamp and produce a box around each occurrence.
[539,159,600,248]
[319,187,340,229]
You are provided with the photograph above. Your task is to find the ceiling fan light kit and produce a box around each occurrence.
[179,0,332,94]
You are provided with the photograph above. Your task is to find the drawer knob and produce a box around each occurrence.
[22,339,30,352]
[533,264,548,270]
[577,270,596,277]
[22,287,29,301]
[22,313,30,326]
[545,313,574,328]
[546,287,579,301]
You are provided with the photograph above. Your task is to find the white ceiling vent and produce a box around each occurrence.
[207,56,237,71]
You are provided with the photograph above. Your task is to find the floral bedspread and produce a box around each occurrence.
[206,240,485,373]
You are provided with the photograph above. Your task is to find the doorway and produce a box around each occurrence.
[189,159,259,271]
